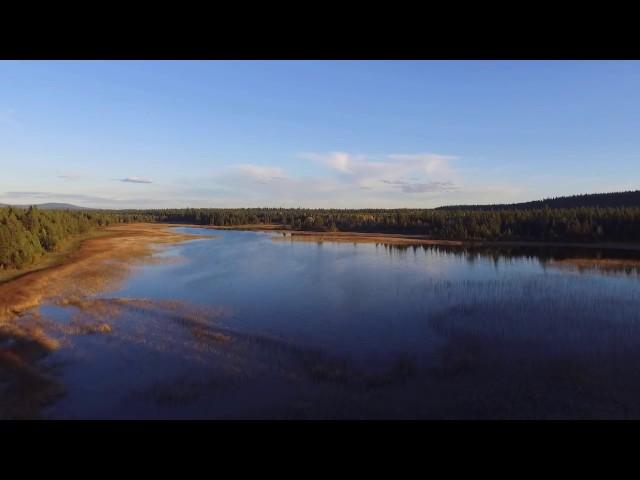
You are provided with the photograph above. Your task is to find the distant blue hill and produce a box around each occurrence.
[0,202,92,210]
[437,190,640,211]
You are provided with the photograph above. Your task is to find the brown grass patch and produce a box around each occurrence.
[194,223,284,231]
[58,319,113,336]
[0,224,207,417]
[191,326,233,344]
[0,223,206,323]
[55,297,230,322]
[548,258,640,275]
[54,297,233,347]
[242,226,640,252]
[273,231,465,247]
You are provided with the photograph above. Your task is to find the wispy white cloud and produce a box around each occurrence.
[57,172,87,180]
[120,177,153,184]
[300,151,459,192]
[382,180,459,194]
[183,151,472,207]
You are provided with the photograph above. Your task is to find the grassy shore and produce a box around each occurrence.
[0,228,115,285]
[0,223,208,418]
[0,223,205,323]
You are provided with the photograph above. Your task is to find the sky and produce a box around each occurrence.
[1,60,639,209]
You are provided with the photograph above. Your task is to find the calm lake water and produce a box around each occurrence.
[37,227,640,419]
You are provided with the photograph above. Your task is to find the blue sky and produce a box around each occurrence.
[1,60,639,208]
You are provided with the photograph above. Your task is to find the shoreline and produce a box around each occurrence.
[0,223,205,323]
[2,221,640,418]
[0,223,207,418]
[0,228,116,285]
[4,221,640,320]
[172,223,640,253]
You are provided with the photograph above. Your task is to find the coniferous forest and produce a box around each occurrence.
[135,205,640,242]
[0,207,151,270]
[2,189,640,272]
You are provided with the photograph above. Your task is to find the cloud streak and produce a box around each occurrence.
[58,173,87,180]
[120,177,152,184]
[381,179,459,194]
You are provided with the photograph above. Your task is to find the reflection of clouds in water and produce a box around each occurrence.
[19,228,640,418]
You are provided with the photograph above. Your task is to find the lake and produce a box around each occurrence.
[36,227,640,419]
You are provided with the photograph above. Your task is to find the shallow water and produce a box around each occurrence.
[33,227,640,418]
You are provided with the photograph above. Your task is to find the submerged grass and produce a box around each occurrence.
[0,312,64,419]
[4,224,640,418]
[0,224,209,418]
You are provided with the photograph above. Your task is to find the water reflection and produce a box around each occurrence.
[18,227,640,418]
[365,241,640,276]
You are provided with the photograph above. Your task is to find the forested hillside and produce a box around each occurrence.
[437,190,640,211]
[0,207,150,270]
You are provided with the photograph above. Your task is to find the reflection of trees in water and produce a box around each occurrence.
[378,242,640,275]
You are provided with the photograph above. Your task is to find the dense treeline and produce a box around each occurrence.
[0,207,149,270]
[437,190,640,211]
[133,206,640,244]
[4,202,640,272]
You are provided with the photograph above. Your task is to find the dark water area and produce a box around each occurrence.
[34,227,640,419]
